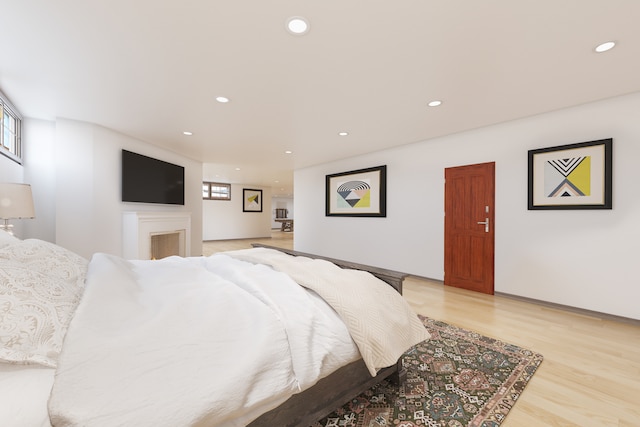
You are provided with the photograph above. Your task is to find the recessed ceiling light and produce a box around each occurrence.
[595,41,616,53]
[183,131,193,136]
[286,16,309,35]
[428,100,442,107]
[235,167,240,171]
[216,96,230,103]
[285,150,293,154]
[338,132,349,136]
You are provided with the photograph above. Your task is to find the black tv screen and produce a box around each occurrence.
[121,150,185,205]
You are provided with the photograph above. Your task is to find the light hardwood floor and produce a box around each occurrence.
[202,231,295,255]
[203,232,640,427]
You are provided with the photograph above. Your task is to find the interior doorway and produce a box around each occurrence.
[444,162,495,294]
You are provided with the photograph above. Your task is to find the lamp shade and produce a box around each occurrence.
[0,183,36,219]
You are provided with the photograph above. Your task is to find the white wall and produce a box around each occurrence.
[202,184,272,240]
[0,156,23,182]
[18,118,203,259]
[294,91,640,320]
[22,119,57,242]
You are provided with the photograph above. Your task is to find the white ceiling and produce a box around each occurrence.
[2,1,640,197]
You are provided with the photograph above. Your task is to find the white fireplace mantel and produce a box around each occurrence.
[123,211,191,260]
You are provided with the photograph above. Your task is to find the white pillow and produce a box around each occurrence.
[0,239,88,367]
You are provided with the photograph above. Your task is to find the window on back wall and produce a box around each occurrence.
[0,91,23,163]
[202,182,231,200]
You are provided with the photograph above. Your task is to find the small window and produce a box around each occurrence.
[203,182,231,200]
[0,91,23,163]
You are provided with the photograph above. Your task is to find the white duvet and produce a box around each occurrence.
[48,248,429,427]
[48,252,359,427]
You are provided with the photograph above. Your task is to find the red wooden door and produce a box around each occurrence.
[444,162,495,294]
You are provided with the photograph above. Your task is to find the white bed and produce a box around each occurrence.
[0,230,429,426]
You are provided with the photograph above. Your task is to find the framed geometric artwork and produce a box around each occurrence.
[326,165,386,217]
[242,188,263,212]
[528,138,612,210]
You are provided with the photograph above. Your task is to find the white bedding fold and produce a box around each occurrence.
[199,255,359,387]
[225,248,430,376]
[48,252,358,427]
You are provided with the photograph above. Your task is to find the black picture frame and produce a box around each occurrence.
[242,188,263,212]
[528,138,612,210]
[326,165,387,217]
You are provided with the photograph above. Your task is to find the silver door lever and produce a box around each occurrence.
[477,217,489,233]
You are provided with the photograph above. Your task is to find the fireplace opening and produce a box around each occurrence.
[150,231,184,259]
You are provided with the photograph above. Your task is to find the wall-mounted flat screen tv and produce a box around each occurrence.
[121,149,185,205]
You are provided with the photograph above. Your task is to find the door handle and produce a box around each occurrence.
[477,217,489,233]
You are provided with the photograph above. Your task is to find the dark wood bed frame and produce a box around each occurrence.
[247,244,408,427]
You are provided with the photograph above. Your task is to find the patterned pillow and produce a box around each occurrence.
[0,230,19,249]
[0,238,88,285]
[0,239,88,367]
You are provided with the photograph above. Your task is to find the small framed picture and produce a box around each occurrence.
[243,188,263,212]
[326,165,386,217]
[528,138,612,210]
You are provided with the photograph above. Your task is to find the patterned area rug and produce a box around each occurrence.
[313,315,543,427]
